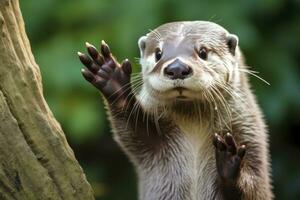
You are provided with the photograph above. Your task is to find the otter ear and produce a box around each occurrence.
[226,34,238,56]
[138,35,147,57]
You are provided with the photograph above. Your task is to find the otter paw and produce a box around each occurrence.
[78,41,132,104]
[213,133,246,183]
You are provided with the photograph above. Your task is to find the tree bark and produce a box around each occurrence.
[0,0,94,199]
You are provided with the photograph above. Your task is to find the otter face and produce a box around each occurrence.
[138,21,240,110]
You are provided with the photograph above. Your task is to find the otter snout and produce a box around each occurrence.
[164,59,193,80]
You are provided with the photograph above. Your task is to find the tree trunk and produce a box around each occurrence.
[0,0,94,199]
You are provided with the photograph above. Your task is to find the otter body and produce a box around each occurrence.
[78,21,273,200]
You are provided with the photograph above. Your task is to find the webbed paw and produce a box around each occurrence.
[78,41,132,106]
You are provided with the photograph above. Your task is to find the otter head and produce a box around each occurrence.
[138,21,241,112]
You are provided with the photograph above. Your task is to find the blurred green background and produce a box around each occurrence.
[20,0,300,199]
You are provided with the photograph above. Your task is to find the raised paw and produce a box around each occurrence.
[78,40,132,105]
[213,133,246,183]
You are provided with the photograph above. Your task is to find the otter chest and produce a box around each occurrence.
[173,117,216,199]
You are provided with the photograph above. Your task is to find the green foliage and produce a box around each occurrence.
[20,0,300,199]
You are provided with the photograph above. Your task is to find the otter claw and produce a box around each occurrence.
[86,42,99,59]
[101,40,111,58]
[213,133,227,151]
[237,145,246,158]
[81,68,95,83]
[225,132,237,154]
[78,52,92,66]
[121,59,132,75]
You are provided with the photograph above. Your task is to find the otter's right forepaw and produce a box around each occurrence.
[78,41,132,106]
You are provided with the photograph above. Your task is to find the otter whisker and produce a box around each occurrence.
[135,88,149,132]
[242,67,261,74]
[216,81,249,109]
[110,80,142,121]
[223,62,233,84]
[238,68,270,85]
[124,81,144,130]
[214,82,249,121]
[210,87,227,128]
[123,81,143,113]
[131,72,143,76]
[204,89,220,130]
[214,82,242,106]
[109,77,143,107]
[209,87,228,131]
[108,75,142,100]
[211,85,232,131]
[126,90,143,131]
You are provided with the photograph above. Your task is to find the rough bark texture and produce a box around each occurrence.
[0,0,95,199]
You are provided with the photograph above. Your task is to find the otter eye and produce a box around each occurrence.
[155,49,162,62]
[198,47,208,60]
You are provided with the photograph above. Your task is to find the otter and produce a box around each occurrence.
[77,21,273,200]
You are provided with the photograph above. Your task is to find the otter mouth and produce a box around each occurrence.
[174,87,187,93]
[176,95,188,100]
[174,87,190,100]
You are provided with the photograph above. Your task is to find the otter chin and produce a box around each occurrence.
[79,21,273,200]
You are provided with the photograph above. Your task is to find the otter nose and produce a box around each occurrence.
[164,59,192,80]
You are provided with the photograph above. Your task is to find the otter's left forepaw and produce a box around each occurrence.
[213,133,246,183]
